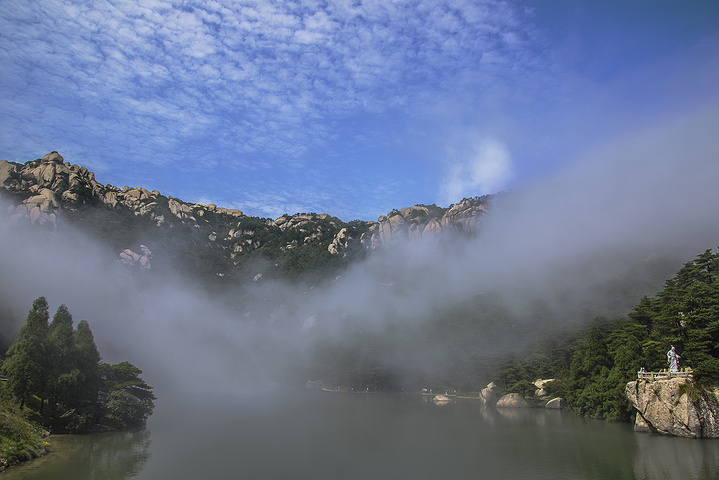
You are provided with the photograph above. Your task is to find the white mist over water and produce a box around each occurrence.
[1,103,719,398]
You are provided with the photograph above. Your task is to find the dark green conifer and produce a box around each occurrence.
[2,297,50,409]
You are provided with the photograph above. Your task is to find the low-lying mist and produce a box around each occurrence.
[2,103,719,399]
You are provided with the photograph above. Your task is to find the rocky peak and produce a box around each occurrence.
[1,152,494,281]
[272,213,342,231]
[1,153,491,249]
[367,197,490,246]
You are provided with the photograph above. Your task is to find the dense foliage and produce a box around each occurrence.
[0,402,48,466]
[63,204,371,287]
[492,248,719,422]
[563,248,719,420]
[1,298,155,433]
[305,247,719,424]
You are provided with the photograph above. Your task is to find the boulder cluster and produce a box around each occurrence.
[479,380,565,410]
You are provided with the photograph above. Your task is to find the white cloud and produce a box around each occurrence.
[440,137,513,204]
[0,0,544,217]
[0,0,537,148]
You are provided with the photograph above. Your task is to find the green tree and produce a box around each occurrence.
[73,320,101,410]
[2,297,50,409]
[46,304,77,409]
[494,357,536,396]
[566,326,613,418]
[603,324,645,421]
[634,249,719,383]
[0,307,19,355]
[565,248,719,419]
[3,298,156,432]
[100,362,155,429]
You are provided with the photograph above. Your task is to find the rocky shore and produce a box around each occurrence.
[626,376,719,438]
[479,380,565,410]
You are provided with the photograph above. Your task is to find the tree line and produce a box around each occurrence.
[494,247,719,421]
[306,246,719,425]
[1,297,154,432]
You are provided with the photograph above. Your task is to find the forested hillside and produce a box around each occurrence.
[0,152,490,286]
[492,248,719,421]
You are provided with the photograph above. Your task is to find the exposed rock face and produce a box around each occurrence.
[545,397,565,409]
[366,198,489,247]
[625,377,719,438]
[119,245,152,270]
[328,227,349,255]
[1,153,489,247]
[1,152,493,280]
[480,382,499,406]
[496,393,529,408]
[534,378,555,397]
[0,153,244,230]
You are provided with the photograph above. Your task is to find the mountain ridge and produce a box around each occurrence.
[0,152,491,283]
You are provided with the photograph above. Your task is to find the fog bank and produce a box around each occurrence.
[1,103,719,395]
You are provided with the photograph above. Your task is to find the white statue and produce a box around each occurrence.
[667,345,680,373]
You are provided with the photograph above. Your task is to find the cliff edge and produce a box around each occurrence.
[626,377,719,438]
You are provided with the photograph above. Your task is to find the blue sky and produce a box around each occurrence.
[1,0,718,221]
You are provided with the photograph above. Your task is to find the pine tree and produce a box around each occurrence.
[100,361,155,428]
[73,320,101,410]
[566,325,613,417]
[2,297,50,409]
[46,304,77,410]
[638,248,719,382]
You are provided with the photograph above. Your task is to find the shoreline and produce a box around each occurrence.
[318,386,483,400]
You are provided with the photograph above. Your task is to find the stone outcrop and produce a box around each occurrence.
[271,213,341,231]
[479,382,499,406]
[119,245,152,270]
[366,198,489,247]
[1,152,494,280]
[625,377,719,438]
[534,378,555,397]
[328,227,350,255]
[1,153,490,249]
[0,152,244,230]
[545,397,565,409]
[496,393,529,408]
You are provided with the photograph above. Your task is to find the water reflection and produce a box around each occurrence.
[633,433,719,480]
[3,430,150,480]
[5,392,719,480]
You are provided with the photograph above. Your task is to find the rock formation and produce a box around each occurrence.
[533,378,555,397]
[625,377,719,438]
[0,152,244,230]
[496,393,529,408]
[119,245,152,270]
[479,382,499,406]
[369,199,489,247]
[0,152,493,281]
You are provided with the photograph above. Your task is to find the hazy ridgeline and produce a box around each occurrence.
[1,103,719,398]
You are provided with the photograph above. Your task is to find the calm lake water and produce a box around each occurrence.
[5,388,719,480]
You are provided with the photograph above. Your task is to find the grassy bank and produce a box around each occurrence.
[0,404,49,470]
[0,381,49,470]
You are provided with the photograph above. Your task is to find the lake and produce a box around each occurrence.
[5,388,719,480]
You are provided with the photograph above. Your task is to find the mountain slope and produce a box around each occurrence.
[0,152,490,283]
